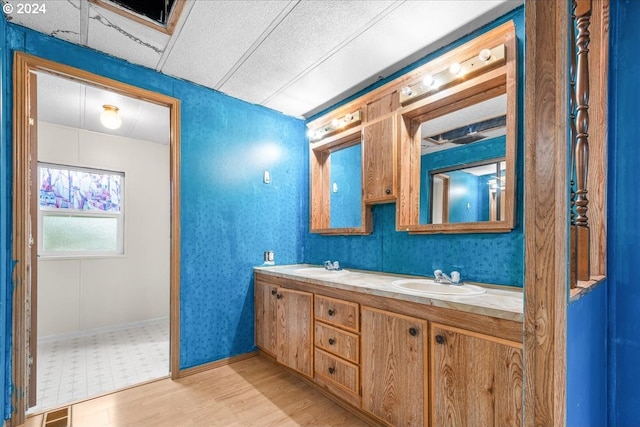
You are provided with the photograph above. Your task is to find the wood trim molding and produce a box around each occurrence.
[523,2,569,426]
[10,52,181,425]
[178,351,260,378]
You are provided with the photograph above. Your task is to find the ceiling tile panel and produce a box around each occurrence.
[219,0,397,106]
[160,0,292,90]
[87,3,170,69]
[5,0,82,44]
[37,72,83,129]
[267,0,521,117]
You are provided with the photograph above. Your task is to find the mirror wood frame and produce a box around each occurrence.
[396,22,517,234]
[310,125,372,235]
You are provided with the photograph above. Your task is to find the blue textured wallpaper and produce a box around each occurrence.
[0,21,306,417]
[607,1,640,424]
[567,283,608,427]
[304,8,525,287]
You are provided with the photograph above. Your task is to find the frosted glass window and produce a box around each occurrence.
[38,163,124,257]
[42,216,118,252]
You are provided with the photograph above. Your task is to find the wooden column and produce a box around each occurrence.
[524,0,568,425]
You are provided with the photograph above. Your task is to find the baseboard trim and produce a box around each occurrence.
[178,350,260,378]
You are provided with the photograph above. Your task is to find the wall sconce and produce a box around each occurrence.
[400,44,506,106]
[100,105,122,130]
[307,110,362,142]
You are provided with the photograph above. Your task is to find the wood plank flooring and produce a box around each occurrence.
[21,355,372,427]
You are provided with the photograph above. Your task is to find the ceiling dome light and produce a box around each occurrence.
[449,62,462,75]
[100,105,122,130]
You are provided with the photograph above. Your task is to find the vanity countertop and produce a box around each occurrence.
[254,264,523,322]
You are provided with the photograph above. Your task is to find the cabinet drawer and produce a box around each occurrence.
[314,322,359,364]
[314,295,359,332]
[315,348,359,395]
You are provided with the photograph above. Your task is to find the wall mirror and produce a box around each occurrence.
[309,126,372,235]
[397,23,516,233]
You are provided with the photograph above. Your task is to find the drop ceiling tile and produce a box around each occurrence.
[219,0,397,106]
[5,0,82,44]
[37,72,83,129]
[268,0,521,117]
[127,102,170,145]
[87,3,170,69]
[160,0,292,90]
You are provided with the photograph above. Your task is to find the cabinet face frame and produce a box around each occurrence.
[396,22,518,234]
[309,126,372,235]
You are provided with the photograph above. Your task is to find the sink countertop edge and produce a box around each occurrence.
[254,264,523,323]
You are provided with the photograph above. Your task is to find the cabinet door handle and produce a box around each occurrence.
[271,289,277,296]
[328,309,335,316]
[435,334,445,344]
[276,294,282,299]
[409,327,418,336]
[328,366,335,374]
[328,338,336,345]
[385,187,391,195]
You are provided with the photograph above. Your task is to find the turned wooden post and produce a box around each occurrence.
[574,0,592,281]
[570,1,578,288]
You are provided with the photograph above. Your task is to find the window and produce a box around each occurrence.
[38,163,124,257]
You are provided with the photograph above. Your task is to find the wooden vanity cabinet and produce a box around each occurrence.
[431,323,523,427]
[254,280,313,378]
[362,92,398,204]
[313,295,361,407]
[361,306,428,427]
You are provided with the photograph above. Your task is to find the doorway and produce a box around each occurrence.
[11,52,181,425]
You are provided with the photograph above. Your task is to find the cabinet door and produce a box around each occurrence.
[277,288,313,378]
[431,324,523,427]
[361,307,427,426]
[254,280,277,356]
[363,115,396,203]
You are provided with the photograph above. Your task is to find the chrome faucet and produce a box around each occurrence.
[324,260,341,271]
[434,269,462,285]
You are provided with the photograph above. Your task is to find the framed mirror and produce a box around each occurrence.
[309,126,372,235]
[397,23,516,233]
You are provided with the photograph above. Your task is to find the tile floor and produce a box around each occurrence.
[29,318,170,413]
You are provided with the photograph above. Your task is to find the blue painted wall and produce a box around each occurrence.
[304,8,525,287]
[607,1,640,424]
[567,283,608,427]
[0,22,306,419]
[329,143,362,228]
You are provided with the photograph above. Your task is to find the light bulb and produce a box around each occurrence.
[401,86,413,97]
[100,105,121,130]
[449,62,461,75]
[422,74,434,87]
[479,48,492,62]
[307,129,317,140]
[331,118,340,128]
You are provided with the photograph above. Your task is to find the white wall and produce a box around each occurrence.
[37,122,170,338]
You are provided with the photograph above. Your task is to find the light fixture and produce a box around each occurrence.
[478,48,492,62]
[449,62,462,75]
[100,105,122,130]
[307,110,362,142]
[422,74,435,87]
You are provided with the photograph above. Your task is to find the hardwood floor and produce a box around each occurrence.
[21,355,372,427]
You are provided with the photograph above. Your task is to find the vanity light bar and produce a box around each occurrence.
[307,110,362,142]
[399,44,506,105]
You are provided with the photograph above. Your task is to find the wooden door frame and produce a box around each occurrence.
[11,51,181,425]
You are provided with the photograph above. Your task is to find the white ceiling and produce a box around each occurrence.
[6,0,522,120]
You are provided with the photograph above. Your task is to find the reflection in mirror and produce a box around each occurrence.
[419,94,507,224]
[329,143,362,228]
[429,160,506,224]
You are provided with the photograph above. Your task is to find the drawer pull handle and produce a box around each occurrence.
[409,327,418,336]
[328,338,336,345]
[435,334,445,344]
[328,366,335,374]
[328,309,335,316]
[385,188,391,195]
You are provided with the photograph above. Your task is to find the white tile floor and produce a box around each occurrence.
[29,318,170,413]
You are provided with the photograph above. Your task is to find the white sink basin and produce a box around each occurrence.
[390,279,485,296]
[294,267,350,276]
